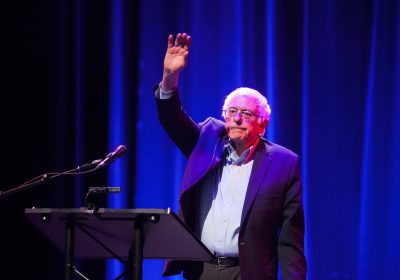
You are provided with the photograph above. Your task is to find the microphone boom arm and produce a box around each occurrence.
[0,160,102,200]
[0,144,127,200]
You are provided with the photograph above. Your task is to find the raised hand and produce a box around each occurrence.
[161,33,191,91]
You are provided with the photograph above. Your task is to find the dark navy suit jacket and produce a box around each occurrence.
[155,87,306,280]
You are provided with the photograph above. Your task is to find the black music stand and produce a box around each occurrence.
[25,208,213,280]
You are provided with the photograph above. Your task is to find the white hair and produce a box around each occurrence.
[221,87,271,121]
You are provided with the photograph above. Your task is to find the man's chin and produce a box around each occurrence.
[228,136,245,146]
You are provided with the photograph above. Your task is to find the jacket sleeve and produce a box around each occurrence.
[154,85,200,158]
[278,154,307,280]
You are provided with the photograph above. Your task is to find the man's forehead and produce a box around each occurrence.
[227,95,258,108]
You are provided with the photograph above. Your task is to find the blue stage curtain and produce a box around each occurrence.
[358,0,400,279]
[135,0,400,279]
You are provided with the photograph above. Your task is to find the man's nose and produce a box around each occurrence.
[234,112,243,122]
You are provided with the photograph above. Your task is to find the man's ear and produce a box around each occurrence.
[257,117,269,128]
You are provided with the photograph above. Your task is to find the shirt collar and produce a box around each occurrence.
[225,137,260,166]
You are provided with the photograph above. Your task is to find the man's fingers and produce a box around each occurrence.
[185,35,192,48]
[167,34,174,48]
[170,33,191,50]
[182,33,188,42]
[174,33,182,47]
[181,33,191,49]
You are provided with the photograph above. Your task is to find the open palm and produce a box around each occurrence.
[163,34,191,75]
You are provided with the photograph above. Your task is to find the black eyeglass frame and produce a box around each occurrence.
[222,107,263,120]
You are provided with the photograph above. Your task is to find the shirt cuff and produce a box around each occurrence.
[158,82,176,99]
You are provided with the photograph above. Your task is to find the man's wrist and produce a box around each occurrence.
[161,72,179,91]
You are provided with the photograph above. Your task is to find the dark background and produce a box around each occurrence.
[1,1,138,278]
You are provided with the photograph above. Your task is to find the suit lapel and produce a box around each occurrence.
[181,135,227,193]
[240,141,271,225]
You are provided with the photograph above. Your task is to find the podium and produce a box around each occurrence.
[25,208,213,280]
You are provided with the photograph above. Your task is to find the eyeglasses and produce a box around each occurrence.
[223,107,262,120]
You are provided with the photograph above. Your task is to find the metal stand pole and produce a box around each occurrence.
[64,220,75,280]
[127,216,144,280]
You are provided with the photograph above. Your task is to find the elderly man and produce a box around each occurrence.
[154,33,306,280]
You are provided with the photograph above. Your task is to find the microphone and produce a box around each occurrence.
[96,145,127,168]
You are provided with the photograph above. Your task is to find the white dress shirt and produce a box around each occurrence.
[200,144,253,256]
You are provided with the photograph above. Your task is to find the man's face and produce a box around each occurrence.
[224,95,265,149]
